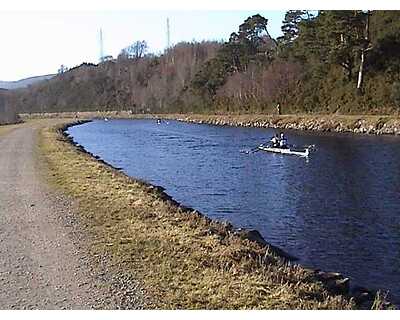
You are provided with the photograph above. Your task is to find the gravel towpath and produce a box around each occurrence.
[0,122,145,309]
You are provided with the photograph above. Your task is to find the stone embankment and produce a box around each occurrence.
[169,114,400,135]
[21,112,400,135]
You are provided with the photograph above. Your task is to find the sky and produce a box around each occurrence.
[0,11,286,81]
[1,0,399,81]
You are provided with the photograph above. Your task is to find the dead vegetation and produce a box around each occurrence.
[0,90,20,125]
[0,122,22,136]
[38,122,361,309]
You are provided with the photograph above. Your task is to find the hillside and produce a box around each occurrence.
[10,41,221,114]
[0,89,19,124]
[8,11,400,115]
[0,74,55,90]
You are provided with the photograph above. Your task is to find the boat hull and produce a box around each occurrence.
[258,146,310,157]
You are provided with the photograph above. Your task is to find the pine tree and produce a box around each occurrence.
[279,10,313,51]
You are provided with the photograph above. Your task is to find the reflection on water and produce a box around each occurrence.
[68,119,400,304]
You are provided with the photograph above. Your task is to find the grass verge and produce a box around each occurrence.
[38,121,360,309]
[0,122,21,136]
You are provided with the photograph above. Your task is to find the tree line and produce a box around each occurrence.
[0,89,19,124]
[8,11,400,115]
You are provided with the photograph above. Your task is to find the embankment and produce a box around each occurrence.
[37,119,392,309]
[22,111,400,135]
[164,114,400,135]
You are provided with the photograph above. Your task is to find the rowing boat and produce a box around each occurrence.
[258,145,312,157]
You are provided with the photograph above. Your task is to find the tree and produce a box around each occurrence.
[238,14,269,47]
[58,64,68,74]
[318,11,370,89]
[190,14,277,100]
[237,14,277,57]
[367,11,400,77]
[290,11,332,65]
[119,40,148,60]
[278,10,314,53]
[294,11,367,83]
[330,11,367,83]
[391,82,400,107]
[0,90,19,124]
[356,11,372,92]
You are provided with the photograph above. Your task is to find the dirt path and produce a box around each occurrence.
[0,121,144,309]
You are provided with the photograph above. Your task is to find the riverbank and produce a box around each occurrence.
[21,111,400,135]
[0,121,23,136]
[36,119,392,309]
[165,114,400,135]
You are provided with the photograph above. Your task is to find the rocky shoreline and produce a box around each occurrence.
[166,114,400,135]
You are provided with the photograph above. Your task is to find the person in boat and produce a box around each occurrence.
[270,133,280,147]
[279,132,288,148]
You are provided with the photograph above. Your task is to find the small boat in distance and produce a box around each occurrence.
[258,144,314,157]
[256,132,315,157]
[241,143,315,157]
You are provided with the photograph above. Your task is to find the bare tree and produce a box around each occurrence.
[119,41,148,60]
[0,90,19,124]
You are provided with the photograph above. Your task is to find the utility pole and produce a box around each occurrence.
[99,28,104,63]
[166,18,170,49]
[166,18,174,64]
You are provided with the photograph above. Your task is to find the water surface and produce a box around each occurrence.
[68,119,400,304]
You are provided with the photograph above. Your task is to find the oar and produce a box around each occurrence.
[290,144,316,152]
[300,144,316,150]
[241,143,267,154]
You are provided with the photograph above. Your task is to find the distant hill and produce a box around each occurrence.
[0,74,56,90]
[9,42,222,114]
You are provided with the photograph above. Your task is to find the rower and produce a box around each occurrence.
[270,133,279,147]
[279,132,288,148]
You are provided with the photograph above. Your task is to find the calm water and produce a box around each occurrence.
[68,119,400,303]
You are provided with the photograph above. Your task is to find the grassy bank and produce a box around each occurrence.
[37,121,360,309]
[0,122,23,136]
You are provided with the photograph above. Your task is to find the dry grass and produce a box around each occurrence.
[38,122,358,309]
[0,122,22,136]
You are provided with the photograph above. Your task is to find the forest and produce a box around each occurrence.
[0,89,19,124]
[8,10,400,115]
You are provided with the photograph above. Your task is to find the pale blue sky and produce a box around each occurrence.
[0,11,285,81]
